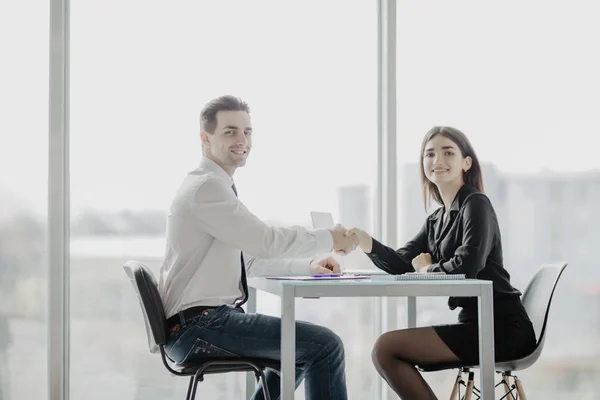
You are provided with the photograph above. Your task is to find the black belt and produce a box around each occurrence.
[166,305,215,333]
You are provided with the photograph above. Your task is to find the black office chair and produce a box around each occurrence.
[418,262,568,400]
[123,260,277,400]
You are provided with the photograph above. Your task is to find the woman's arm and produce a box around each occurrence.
[427,194,496,277]
[356,220,429,275]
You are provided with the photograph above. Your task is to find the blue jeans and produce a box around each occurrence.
[164,305,348,400]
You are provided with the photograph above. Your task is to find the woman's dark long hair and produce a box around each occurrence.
[420,126,484,211]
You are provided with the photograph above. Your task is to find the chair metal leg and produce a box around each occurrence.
[255,368,271,400]
[188,370,202,400]
[458,370,523,400]
[515,377,527,400]
[464,371,475,400]
[182,362,271,400]
[449,369,463,400]
[185,376,194,400]
[498,373,518,400]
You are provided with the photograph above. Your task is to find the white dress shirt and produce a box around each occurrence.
[158,157,334,318]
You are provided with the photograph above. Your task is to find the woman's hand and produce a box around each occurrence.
[344,227,373,253]
[411,253,432,272]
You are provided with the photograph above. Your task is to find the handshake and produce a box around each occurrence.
[328,225,373,255]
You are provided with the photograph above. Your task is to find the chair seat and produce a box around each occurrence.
[174,357,281,376]
[418,361,470,372]
[417,352,534,373]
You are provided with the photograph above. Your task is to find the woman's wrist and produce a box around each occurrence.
[362,234,374,253]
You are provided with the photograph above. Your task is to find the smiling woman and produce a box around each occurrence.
[397,2,600,397]
[359,127,535,399]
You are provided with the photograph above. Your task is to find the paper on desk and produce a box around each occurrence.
[370,273,466,281]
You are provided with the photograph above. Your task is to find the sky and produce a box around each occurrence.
[1,0,600,225]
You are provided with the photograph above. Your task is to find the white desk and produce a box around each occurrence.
[246,277,495,400]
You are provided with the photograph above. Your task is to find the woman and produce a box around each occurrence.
[346,126,536,399]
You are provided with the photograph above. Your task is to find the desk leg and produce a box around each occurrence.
[478,286,495,399]
[281,285,296,400]
[406,297,416,329]
[245,288,258,400]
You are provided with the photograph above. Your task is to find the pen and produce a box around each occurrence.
[311,273,341,278]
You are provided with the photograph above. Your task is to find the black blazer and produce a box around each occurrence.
[366,184,521,311]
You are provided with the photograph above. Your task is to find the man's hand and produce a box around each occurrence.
[344,227,373,253]
[411,253,432,272]
[309,255,341,275]
[329,224,359,255]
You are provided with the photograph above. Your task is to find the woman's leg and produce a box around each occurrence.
[371,327,460,400]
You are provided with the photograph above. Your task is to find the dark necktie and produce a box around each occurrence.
[232,183,249,308]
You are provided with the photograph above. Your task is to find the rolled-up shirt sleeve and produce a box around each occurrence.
[244,255,313,277]
[427,195,495,277]
[189,176,333,259]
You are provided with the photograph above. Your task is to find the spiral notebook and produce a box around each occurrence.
[371,272,466,281]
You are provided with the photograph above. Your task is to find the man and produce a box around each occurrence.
[158,95,356,400]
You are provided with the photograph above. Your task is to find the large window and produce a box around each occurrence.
[70,1,377,399]
[0,1,49,399]
[397,1,600,397]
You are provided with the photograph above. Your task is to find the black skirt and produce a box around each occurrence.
[433,295,537,365]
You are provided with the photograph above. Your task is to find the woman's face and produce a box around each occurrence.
[422,135,472,187]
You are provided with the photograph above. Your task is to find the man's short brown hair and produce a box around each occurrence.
[200,95,250,134]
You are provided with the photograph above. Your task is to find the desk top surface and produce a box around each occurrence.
[247,277,492,297]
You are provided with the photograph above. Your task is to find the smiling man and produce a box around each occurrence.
[157,95,354,400]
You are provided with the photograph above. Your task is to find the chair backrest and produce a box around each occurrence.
[521,262,568,346]
[123,260,168,353]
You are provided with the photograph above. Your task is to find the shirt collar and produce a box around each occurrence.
[198,156,235,186]
[450,183,478,212]
[430,184,479,220]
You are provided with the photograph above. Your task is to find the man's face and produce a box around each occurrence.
[201,110,252,175]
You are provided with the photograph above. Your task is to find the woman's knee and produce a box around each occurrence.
[371,333,389,368]
[371,331,406,368]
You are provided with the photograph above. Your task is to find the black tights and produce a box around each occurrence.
[371,327,461,400]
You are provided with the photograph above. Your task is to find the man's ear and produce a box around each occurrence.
[200,130,210,147]
[464,156,473,172]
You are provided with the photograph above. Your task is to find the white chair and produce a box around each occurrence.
[419,262,568,400]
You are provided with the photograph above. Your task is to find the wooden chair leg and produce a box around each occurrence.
[502,375,512,398]
[449,370,463,400]
[515,377,527,400]
[464,371,475,400]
